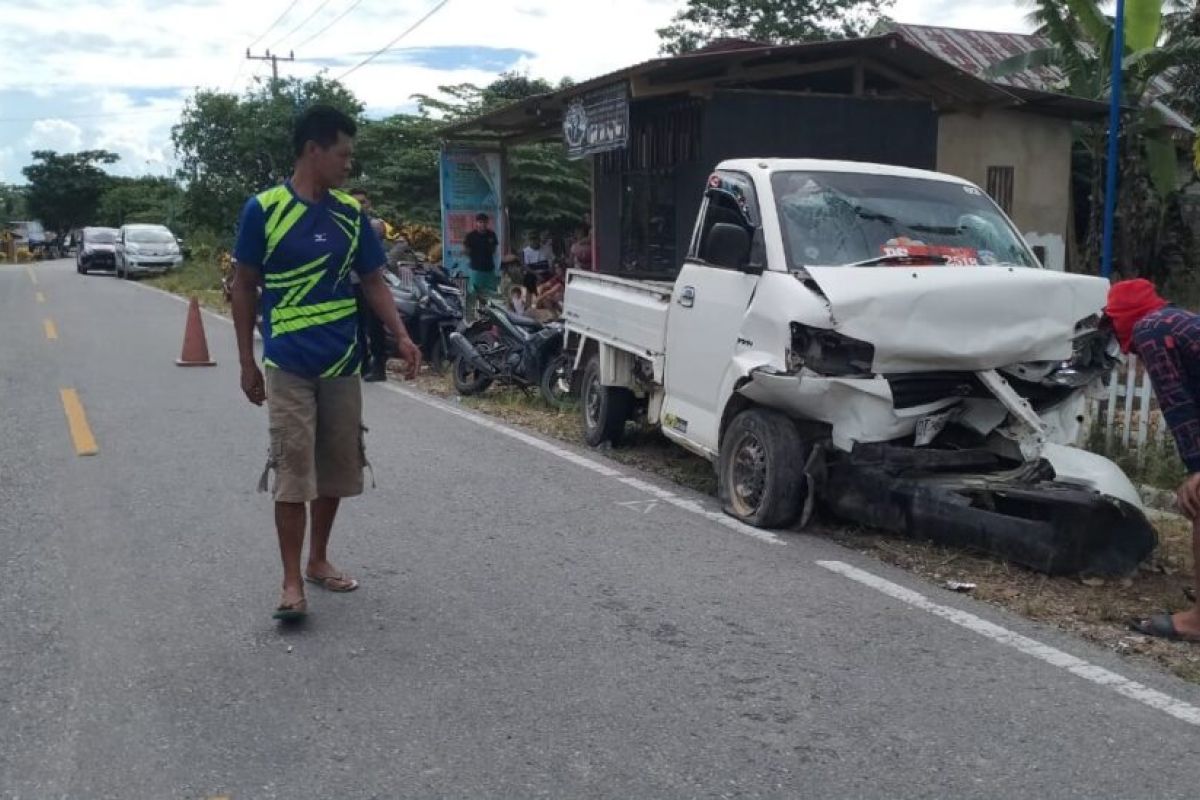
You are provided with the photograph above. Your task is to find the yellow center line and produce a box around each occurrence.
[36,291,45,303]
[60,388,99,456]
[44,318,58,340]
[26,266,37,285]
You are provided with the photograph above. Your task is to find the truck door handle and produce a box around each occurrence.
[678,286,695,308]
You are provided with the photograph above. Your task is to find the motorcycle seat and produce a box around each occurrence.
[504,309,542,329]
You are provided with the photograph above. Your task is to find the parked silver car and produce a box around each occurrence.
[114,224,183,279]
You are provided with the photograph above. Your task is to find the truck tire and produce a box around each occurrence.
[718,407,808,529]
[581,355,633,447]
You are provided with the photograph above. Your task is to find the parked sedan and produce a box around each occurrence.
[76,226,119,274]
[114,224,183,279]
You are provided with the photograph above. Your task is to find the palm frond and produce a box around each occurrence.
[1062,0,1112,46]
[1123,35,1200,77]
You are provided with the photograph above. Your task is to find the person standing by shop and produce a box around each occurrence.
[463,213,499,318]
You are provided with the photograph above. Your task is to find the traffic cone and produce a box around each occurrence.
[176,296,216,367]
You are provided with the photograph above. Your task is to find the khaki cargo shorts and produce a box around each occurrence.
[258,367,372,503]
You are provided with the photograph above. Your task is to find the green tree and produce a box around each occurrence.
[172,75,362,237]
[97,176,184,229]
[657,0,893,55]
[353,114,443,226]
[1166,2,1200,131]
[21,150,119,237]
[0,183,27,219]
[402,73,590,237]
[987,0,1200,277]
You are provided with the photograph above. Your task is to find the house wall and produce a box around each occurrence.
[936,109,1074,270]
[593,92,939,276]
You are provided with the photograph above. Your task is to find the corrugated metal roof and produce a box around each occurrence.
[881,21,1193,131]
[441,34,1020,141]
[879,22,1064,91]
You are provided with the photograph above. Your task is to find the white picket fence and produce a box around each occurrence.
[1084,355,1171,460]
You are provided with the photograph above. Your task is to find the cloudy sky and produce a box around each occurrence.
[0,0,1036,184]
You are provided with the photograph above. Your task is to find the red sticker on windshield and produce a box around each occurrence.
[881,239,979,266]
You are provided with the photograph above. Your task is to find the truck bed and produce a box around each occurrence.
[562,271,674,360]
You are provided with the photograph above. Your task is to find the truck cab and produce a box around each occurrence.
[563,158,1155,576]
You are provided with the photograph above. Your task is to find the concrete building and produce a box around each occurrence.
[442,34,1108,277]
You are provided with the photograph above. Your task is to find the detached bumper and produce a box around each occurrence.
[824,444,1156,577]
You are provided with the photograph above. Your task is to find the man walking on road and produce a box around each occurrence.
[230,105,422,621]
[1107,280,1200,642]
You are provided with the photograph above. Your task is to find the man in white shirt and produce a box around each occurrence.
[522,232,547,267]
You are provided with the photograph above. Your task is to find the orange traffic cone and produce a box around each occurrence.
[176,296,216,367]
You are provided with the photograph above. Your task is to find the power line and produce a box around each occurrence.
[336,0,452,81]
[293,0,365,50]
[0,109,180,124]
[292,0,362,48]
[269,0,335,51]
[246,0,302,49]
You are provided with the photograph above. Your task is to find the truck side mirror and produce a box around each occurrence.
[705,222,752,271]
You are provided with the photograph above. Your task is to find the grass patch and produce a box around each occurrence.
[1084,414,1187,492]
[145,257,226,313]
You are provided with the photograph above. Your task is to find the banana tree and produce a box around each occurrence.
[986,0,1199,275]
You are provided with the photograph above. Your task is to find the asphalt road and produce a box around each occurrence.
[5,259,1200,799]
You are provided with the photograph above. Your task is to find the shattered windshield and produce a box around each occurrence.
[85,228,117,244]
[127,227,176,244]
[771,171,1038,269]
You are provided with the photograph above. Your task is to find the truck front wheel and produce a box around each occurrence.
[719,408,808,529]
[581,355,633,447]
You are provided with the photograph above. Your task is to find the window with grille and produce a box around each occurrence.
[986,166,1015,215]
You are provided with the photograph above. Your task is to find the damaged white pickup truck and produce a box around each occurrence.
[564,158,1155,576]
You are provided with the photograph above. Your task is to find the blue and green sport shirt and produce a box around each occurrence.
[234,182,386,378]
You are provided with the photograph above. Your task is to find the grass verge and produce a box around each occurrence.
[398,364,1200,685]
[145,257,225,313]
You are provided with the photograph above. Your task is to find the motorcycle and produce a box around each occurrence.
[384,264,464,374]
[449,300,574,407]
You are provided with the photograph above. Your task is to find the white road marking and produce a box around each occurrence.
[617,499,659,515]
[818,559,1200,728]
[379,382,786,546]
[127,280,259,337]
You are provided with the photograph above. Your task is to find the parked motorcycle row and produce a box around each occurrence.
[222,256,573,405]
[389,261,573,407]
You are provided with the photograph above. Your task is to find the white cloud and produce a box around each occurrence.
[0,146,17,183]
[25,118,84,152]
[0,0,1034,182]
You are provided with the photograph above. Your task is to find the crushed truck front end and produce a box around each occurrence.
[723,160,1155,574]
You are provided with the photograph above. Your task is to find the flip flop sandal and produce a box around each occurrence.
[306,573,359,593]
[273,597,308,621]
[1128,611,1200,642]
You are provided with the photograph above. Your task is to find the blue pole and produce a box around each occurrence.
[1100,0,1126,279]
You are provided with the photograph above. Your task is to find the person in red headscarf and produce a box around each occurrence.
[1108,280,1200,641]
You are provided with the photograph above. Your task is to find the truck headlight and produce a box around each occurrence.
[789,323,876,377]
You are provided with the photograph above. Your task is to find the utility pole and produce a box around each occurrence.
[1100,0,1126,279]
[245,48,294,87]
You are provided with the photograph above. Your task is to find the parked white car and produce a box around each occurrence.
[114,223,183,279]
[561,158,1155,576]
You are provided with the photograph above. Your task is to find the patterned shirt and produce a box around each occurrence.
[234,182,386,378]
[1132,307,1200,472]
